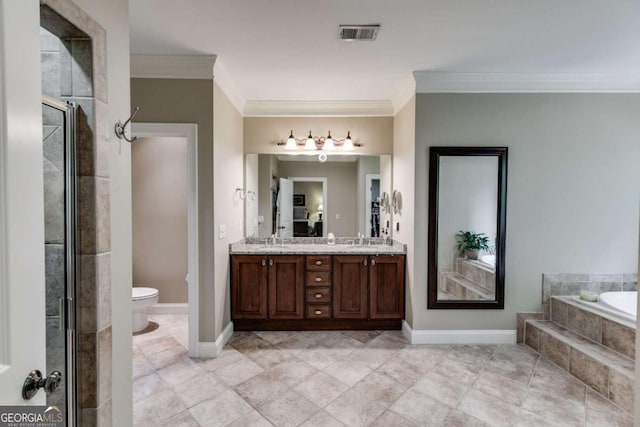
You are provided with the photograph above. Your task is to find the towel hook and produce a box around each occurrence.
[115,107,140,143]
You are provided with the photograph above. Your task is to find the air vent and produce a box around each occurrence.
[338,25,380,41]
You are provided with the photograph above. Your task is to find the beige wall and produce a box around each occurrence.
[392,96,416,324]
[379,155,393,235]
[413,93,640,331]
[257,154,278,238]
[278,160,357,237]
[213,82,244,338]
[293,181,323,224]
[130,78,216,341]
[132,136,188,303]
[244,116,393,154]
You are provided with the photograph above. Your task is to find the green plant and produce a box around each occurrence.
[456,231,492,252]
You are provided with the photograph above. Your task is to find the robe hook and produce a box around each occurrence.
[115,107,140,143]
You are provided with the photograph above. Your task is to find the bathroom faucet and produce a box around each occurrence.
[271,234,277,245]
[358,232,364,246]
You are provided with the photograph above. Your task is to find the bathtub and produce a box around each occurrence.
[479,254,495,268]
[599,291,637,318]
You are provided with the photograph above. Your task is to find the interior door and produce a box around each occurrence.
[278,178,293,237]
[0,0,47,407]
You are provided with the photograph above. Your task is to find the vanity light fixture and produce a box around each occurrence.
[277,130,361,151]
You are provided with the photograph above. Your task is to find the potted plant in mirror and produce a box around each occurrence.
[456,231,491,260]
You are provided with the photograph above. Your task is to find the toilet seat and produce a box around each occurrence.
[132,287,159,301]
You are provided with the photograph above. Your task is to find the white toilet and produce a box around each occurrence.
[132,287,159,333]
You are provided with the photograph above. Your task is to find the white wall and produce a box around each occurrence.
[413,93,640,330]
[437,156,498,270]
[379,155,393,234]
[213,82,244,338]
[393,97,416,323]
[244,154,259,237]
[132,136,188,303]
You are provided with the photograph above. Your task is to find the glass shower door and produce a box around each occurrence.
[42,95,76,426]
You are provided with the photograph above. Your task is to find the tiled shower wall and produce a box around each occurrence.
[41,1,112,425]
[541,273,638,319]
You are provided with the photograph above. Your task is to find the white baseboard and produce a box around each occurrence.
[149,303,188,315]
[196,321,234,358]
[402,320,516,344]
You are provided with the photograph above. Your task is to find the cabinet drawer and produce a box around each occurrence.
[306,255,331,271]
[306,287,331,303]
[306,271,331,286]
[306,304,331,319]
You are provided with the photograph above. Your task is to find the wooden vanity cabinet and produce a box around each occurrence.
[369,255,405,319]
[333,255,368,319]
[231,255,304,320]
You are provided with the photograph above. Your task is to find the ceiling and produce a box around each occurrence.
[129,1,640,105]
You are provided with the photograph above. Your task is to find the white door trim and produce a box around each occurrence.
[288,177,328,237]
[365,174,380,237]
[132,123,199,356]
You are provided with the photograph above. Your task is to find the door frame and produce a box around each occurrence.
[132,123,199,356]
[288,177,327,237]
[365,174,380,237]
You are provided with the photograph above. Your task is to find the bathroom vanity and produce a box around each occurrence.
[229,239,406,330]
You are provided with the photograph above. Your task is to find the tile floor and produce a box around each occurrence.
[132,315,633,427]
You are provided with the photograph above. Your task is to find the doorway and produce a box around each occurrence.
[131,123,199,356]
[279,177,327,237]
[365,174,381,237]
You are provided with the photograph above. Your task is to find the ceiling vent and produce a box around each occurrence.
[338,25,380,41]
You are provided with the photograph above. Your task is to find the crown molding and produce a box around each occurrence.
[213,61,245,115]
[243,100,394,117]
[413,71,640,93]
[130,54,217,79]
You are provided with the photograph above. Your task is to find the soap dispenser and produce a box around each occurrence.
[327,232,336,245]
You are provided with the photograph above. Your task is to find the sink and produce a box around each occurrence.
[248,245,290,250]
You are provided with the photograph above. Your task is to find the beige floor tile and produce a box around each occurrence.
[352,371,407,407]
[133,388,187,426]
[261,359,317,387]
[133,354,155,379]
[189,389,253,427]
[412,370,470,407]
[447,344,497,366]
[376,357,423,387]
[369,410,419,427]
[324,359,372,386]
[340,330,383,344]
[396,344,449,371]
[258,390,320,427]
[347,347,399,370]
[585,389,633,427]
[513,408,582,427]
[294,372,349,408]
[299,410,347,427]
[521,388,585,425]
[173,373,229,408]
[160,410,200,427]
[214,356,264,387]
[254,330,300,345]
[235,372,289,407]
[389,387,452,426]
[195,347,246,373]
[365,332,408,349]
[472,370,529,406]
[133,372,165,403]
[444,409,491,427]
[227,409,274,427]
[325,388,386,427]
[157,358,206,387]
[247,347,294,369]
[295,346,353,370]
[147,344,189,370]
[139,335,182,357]
[433,356,480,386]
[457,388,520,427]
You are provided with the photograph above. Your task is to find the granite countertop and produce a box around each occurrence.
[229,237,406,255]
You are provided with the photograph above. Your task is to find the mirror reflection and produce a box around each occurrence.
[245,154,392,239]
[428,147,507,309]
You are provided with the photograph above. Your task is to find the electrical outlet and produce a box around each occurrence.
[336,213,340,220]
[218,224,226,240]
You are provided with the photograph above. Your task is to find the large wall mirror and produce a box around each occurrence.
[244,154,393,239]
[428,147,507,309]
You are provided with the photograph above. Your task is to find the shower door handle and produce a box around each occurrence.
[22,370,62,400]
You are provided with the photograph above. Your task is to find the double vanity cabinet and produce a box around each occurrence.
[230,241,406,330]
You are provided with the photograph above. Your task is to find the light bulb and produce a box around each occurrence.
[285,130,297,150]
[343,131,354,150]
[324,131,334,150]
[305,131,316,150]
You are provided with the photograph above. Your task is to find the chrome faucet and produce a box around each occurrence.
[358,232,364,246]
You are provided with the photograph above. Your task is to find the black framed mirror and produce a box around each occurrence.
[427,147,507,309]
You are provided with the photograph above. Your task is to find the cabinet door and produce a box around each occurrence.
[269,255,305,319]
[231,255,268,319]
[370,255,405,319]
[333,255,368,318]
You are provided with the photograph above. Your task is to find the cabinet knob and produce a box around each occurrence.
[269,259,274,266]
[261,259,266,266]
[314,277,322,282]
[315,260,322,266]
[363,259,368,266]
[371,259,376,266]
[314,310,322,315]
[315,293,322,299]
